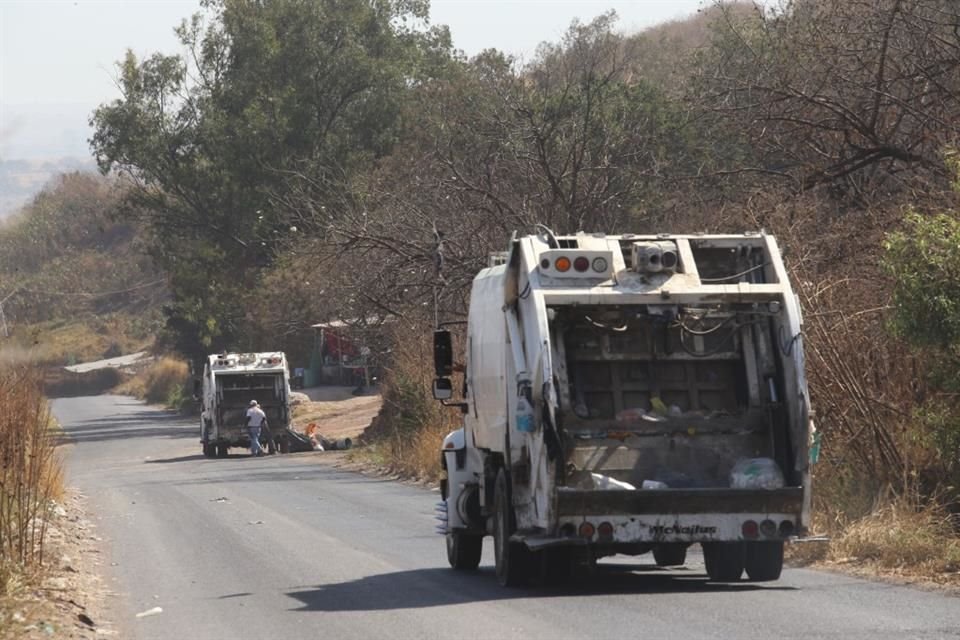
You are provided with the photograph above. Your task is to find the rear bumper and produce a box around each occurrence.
[547,487,804,544]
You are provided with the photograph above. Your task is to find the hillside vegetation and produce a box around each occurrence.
[0,172,166,366]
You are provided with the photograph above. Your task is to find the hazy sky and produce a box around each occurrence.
[0,0,710,161]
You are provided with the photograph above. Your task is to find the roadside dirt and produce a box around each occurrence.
[4,490,119,639]
[290,385,382,442]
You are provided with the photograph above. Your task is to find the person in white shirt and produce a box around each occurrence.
[246,400,268,457]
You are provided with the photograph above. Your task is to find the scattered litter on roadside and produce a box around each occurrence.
[302,423,352,451]
[247,520,264,525]
[210,497,229,503]
[78,613,96,627]
[135,606,163,618]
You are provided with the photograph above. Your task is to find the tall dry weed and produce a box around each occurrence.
[0,366,63,592]
[140,357,190,406]
[366,318,462,481]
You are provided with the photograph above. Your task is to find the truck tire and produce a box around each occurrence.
[267,438,277,455]
[744,541,784,581]
[703,542,744,581]
[279,437,290,454]
[493,469,530,587]
[653,543,687,567]
[216,444,229,458]
[202,443,216,458]
[446,532,482,571]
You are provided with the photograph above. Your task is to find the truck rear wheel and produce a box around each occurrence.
[216,444,229,458]
[202,443,216,458]
[653,543,687,567]
[446,532,482,571]
[703,542,744,581]
[493,469,530,587]
[744,541,784,581]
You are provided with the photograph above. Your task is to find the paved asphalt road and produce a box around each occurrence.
[53,395,960,640]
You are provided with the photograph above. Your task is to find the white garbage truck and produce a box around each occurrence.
[433,231,814,585]
[199,351,292,458]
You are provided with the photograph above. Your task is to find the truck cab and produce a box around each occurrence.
[435,231,814,585]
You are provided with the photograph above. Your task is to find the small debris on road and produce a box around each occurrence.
[210,497,230,503]
[78,612,96,628]
[135,606,163,618]
[247,520,264,525]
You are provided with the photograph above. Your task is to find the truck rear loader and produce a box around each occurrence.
[433,231,814,585]
[200,351,292,457]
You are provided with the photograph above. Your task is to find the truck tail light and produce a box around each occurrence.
[573,256,589,272]
[779,520,795,537]
[555,257,571,272]
[592,257,608,273]
[742,520,759,539]
[578,521,595,538]
[760,519,777,537]
[597,522,613,539]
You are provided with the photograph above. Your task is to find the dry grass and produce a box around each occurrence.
[1,314,153,369]
[832,499,960,573]
[791,493,960,586]
[0,365,64,610]
[116,356,190,407]
[361,318,461,482]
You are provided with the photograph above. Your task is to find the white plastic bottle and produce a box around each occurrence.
[515,394,535,433]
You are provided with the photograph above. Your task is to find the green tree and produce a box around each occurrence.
[883,153,960,477]
[90,0,450,359]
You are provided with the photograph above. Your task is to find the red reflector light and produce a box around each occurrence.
[555,257,571,272]
[597,522,614,538]
[578,521,595,538]
[742,520,759,539]
[573,256,590,272]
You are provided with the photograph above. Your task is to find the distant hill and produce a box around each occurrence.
[0,157,95,219]
[0,171,167,366]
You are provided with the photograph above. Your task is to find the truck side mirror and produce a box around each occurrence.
[433,377,453,401]
[433,330,453,377]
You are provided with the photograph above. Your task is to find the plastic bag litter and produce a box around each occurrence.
[641,479,669,489]
[615,407,646,423]
[590,472,636,491]
[729,458,785,489]
[615,408,666,424]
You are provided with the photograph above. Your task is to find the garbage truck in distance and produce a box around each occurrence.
[199,352,292,457]
[433,231,814,585]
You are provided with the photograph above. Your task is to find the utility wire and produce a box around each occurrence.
[16,278,166,299]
